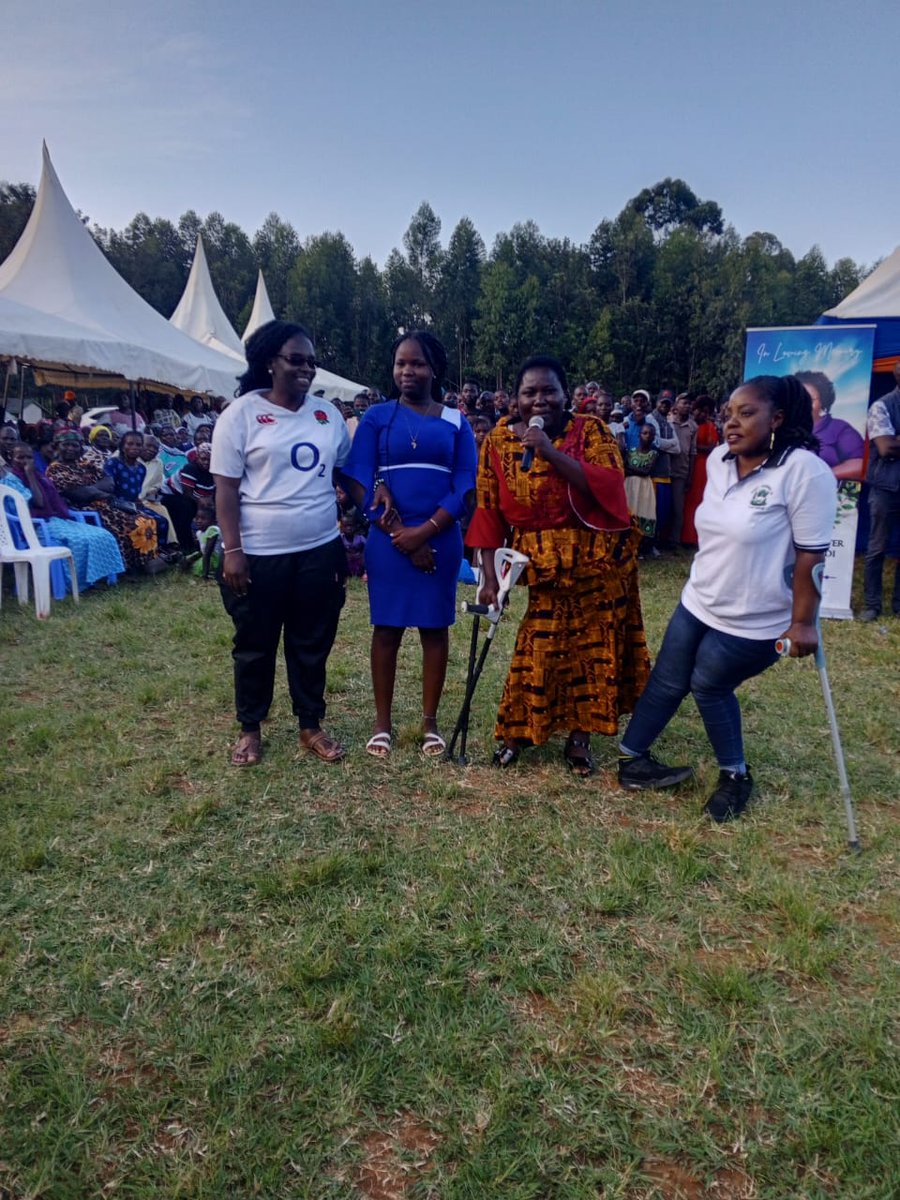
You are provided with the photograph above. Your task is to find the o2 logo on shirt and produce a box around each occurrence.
[290,441,326,477]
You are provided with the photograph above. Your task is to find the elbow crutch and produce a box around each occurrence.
[776,562,861,852]
[444,548,529,765]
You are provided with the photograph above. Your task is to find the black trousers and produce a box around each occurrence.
[160,492,197,552]
[220,538,347,731]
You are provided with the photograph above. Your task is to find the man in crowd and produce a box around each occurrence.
[477,391,496,418]
[460,380,480,412]
[651,391,678,549]
[668,393,697,550]
[861,364,900,620]
[624,391,677,452]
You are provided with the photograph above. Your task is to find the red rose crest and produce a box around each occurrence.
[314,409,329,425]
[256,413,277,424]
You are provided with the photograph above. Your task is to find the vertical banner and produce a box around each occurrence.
[743,325,875,619]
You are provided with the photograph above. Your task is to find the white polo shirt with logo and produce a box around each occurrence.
[681,445,836,640]
[210,390,351,555]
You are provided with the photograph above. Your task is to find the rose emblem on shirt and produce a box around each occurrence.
[314,410,329,425]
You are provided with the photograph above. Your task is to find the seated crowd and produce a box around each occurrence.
[0,391,230,587]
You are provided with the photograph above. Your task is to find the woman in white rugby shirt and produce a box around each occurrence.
[616,374,836,822]
[212,321,351,768]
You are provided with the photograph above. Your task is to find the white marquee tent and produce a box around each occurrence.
[0,144,243,396]
[170,234,246,361]
[239,270,368,403]
[242,271,276,341]
[819,244,900,365]
[0,293,125,373]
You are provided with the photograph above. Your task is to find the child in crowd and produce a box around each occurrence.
[468,413,493,450]
[340,512,367,578]
[624,423,659,553]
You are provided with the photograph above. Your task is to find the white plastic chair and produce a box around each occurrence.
[0,484,80,618]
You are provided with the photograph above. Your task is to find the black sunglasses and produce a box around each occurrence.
[276,354,318,369]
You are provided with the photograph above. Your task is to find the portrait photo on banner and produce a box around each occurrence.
[743,324,876,619]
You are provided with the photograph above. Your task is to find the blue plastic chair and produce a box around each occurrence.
[4,501,119,596]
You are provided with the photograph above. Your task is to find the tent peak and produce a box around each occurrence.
[242,270,276,341]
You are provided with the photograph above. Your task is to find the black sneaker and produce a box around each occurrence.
[704,769,754,823]
[618,753,693,791]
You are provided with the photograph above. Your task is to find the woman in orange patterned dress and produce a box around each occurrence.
[466,355,650,775]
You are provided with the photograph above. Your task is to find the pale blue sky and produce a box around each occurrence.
[3,0,897,269]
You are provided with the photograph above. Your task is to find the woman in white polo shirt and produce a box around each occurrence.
[617,375,836,821]
[212,321,351,767]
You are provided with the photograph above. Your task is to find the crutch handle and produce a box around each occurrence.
[461,601,499,617]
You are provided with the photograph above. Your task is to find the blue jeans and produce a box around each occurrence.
[621,603,779,768]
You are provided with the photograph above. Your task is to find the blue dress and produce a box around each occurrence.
[105,457,169,543]
[345,403,477,627]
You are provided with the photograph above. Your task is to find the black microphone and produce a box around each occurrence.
[521,415,544,471]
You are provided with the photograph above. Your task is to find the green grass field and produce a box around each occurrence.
[1,560,897,1199]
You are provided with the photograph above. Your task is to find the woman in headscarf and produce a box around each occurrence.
[87,424,115,459]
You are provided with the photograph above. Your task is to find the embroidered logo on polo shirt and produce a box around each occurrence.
[256,413,277,425]
[750,485,772,507]
[314,410,329,425]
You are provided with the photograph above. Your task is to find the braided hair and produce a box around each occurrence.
[513,354,570,402]
[389,330,447,402]
[238,320,314,396]
[742,374,819,455]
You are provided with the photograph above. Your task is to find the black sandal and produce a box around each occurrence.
[564,734,595,777]
[492,742,520,769]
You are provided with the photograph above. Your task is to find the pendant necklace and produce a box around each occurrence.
[401,402,428,449]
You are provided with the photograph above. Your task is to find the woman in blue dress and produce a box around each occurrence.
[345,331,477,758]
[105,431,170,545]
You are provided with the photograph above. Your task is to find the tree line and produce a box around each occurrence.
[0,177,866,397]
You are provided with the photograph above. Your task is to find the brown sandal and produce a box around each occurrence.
[231,731,262,767]
[300,728,346,764]
[564,733,595,777]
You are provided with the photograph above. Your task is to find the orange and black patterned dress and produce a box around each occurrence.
[47,452,159,572]
[466,415,650,745]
